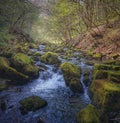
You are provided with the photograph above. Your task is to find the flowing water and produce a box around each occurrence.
[0,45,93,123]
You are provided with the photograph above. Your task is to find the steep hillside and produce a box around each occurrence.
[76,20,120,60]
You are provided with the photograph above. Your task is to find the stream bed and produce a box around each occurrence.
[0,46,93,123]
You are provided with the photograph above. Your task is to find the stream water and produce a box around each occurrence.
[0,45,93,123]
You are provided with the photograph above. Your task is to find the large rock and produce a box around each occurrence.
[11,53,39,77]
[41,52,61,65]
[90,79,120,112]
[77,104,101,123]
[23,64,39,77]
[12,53,33,68]
[94,63,120,83]
[19,96,47,114]
[60,62,83,92]
[90,61,120,118]
[0,57,29,83]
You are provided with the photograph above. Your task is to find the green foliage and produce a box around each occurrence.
[0,29,14,46]
[0,0,39,44]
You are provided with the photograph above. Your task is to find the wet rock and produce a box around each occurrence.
[23,64,39,77]
[91,60,120,113]
[37,117,44,123]
[77,104,101,123]
[83,75,89,86]
[0,57,29,83]
[1,100,6,111]
[60,62,83,93]
[19,96,47,115]
[94,63,120,83]
[90,79,120,113]
[11,53,39,78]
[11,53,33,69]
[41,52,61,65]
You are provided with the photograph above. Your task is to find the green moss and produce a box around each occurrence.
[112,53,119,59]
[88,50,93,56]
[0,84,7,91]
[29,43,38,49]
[69,78,83,93]
[41,52,60,65]
[108,71,120,83]
[0,57,29,83]
[93,70,108,80]
[93,53,101,59]
[90,79,120,112]
[77,104,101,123]
[60,62,81,78]
[93,63,120,83]
[11,53,40,79]
[0,57,10,68]
[94,64,112,70]
[12,53,33,68]
[19,96,47,114]
[23,64,39,77]
[60,62,83,92]
[94,64,120,71]
[33,52,41,56]
[104,60,116,65]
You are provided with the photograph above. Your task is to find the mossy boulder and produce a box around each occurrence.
[77,104,101,123]
[19,96,47,114]
[33,52,41,56]
[11,53,39,78]
[90,79,120,112]
[12,53,33,69]
[0,57,29,83]
[93,64,120,83]
[41,52,61,65]
[23,64,39,77]
[60,62,83,92]
[29,43,38,49]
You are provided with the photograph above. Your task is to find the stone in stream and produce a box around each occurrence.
[41,52,61,65]
[11,53,39,78]
[19,96,47,115]
[0,56,29,84]
[1,100,7,111]
[83,69,90,86]
[60,62,83,93]
[77,104,101,123]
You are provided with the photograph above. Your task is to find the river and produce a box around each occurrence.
[0,45,93,123]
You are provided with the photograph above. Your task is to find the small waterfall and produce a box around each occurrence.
[80,72,91,103]
[79,62,93,103]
